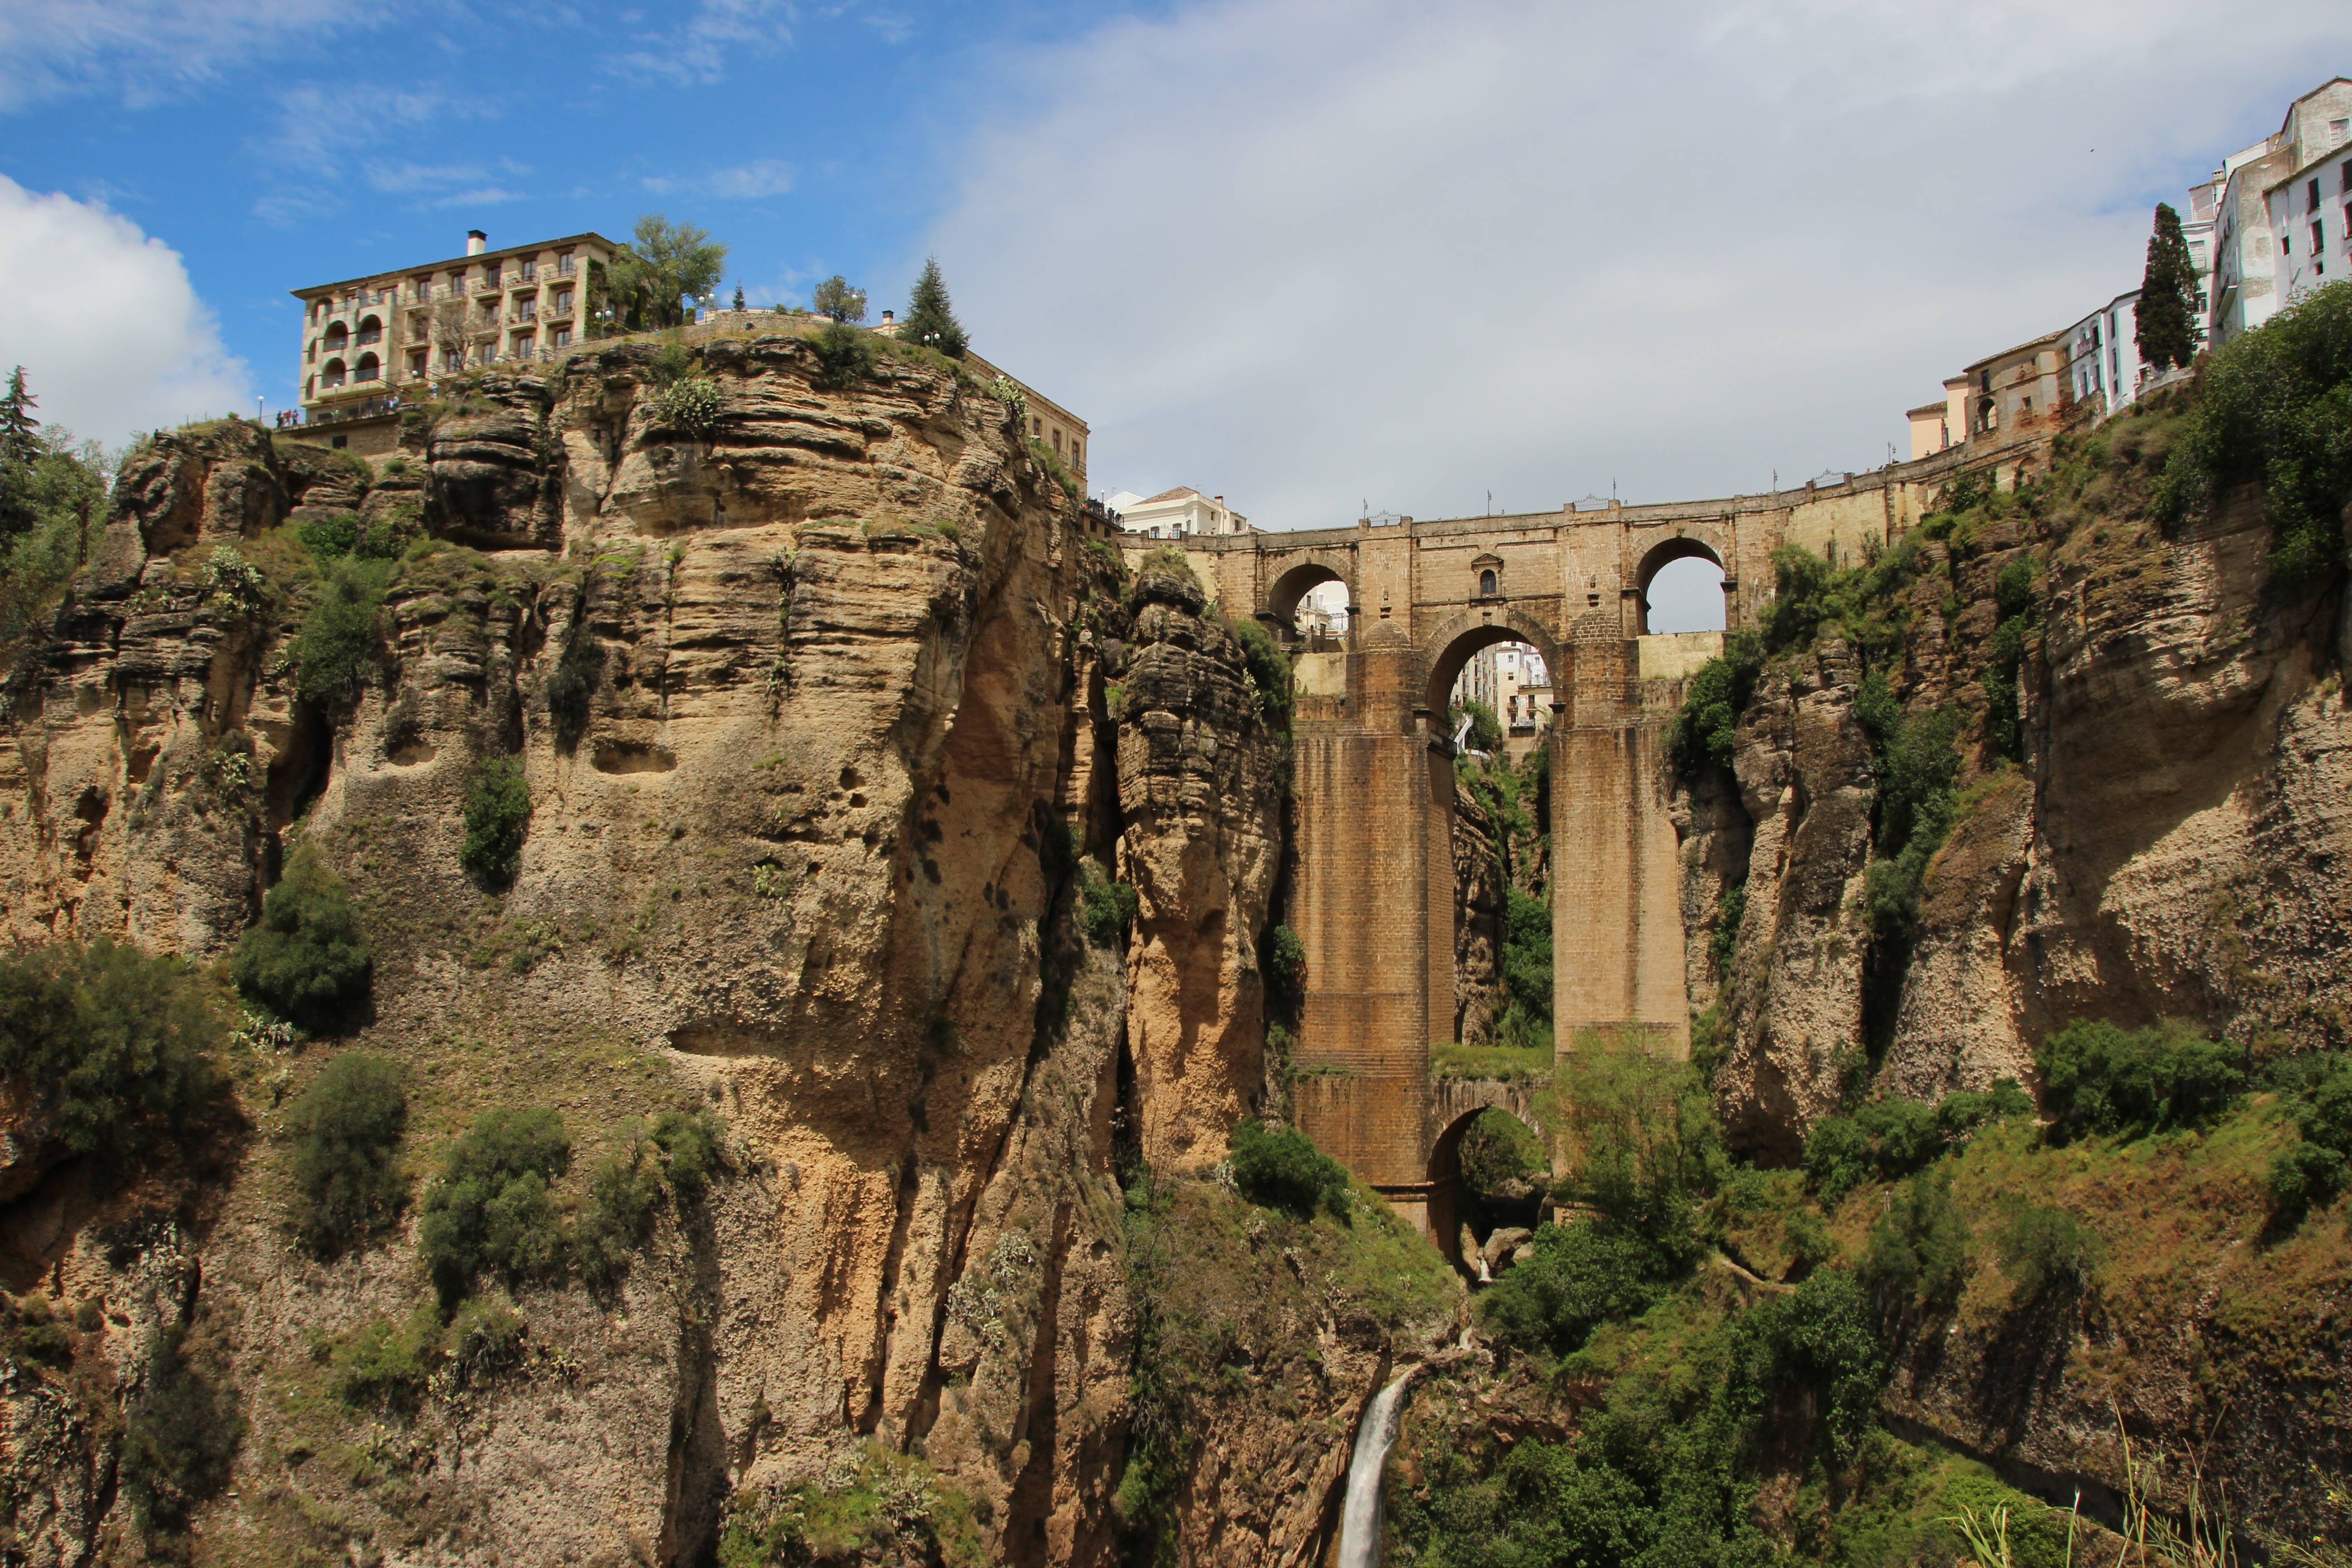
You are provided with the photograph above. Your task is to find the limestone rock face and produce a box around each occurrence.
[1711,637,1877,1160]
[1116,583,1286,1175]
[0,343,1300,1566]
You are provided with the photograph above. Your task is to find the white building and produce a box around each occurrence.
[1109,486,1249,540]
[1451,645,1551,746]
[2208,79,2352,348]
[2268,134,2352,309]
[2065,292,2146,413]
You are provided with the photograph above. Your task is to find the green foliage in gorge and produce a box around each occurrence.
[231,847,372,1032]
[459,754,531,884]
[2161,278,2352,583]
[1234,613,1292,724]
[0,938,222,1166]
[416,1106,572,1303]
[122,1327,242,1543]
[2034,1018,2243,1142]
[1803,1079,2033,1203]
[286,1052,408,1256]
[1228,1116,1353,1220]
[0,392,109,645]
[2269,1054,2352,1225]
[294,557,388,703]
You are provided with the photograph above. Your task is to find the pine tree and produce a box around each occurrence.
[2136,203,2199,374]
[0,367,37,467]
[732,284,745,312]
[898,258,968,359]
[0,367,39,541]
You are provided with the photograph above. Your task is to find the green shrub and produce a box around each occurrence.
[294,557,387,704]
[416,1106,571,1303]
[1553,1047,1721,1254]
[1994,1200,2101,1297]
[2035,1019,2243,1141]
[654,375,724,436]
[652,1106,724,1199]
[1728,1267,1887,1460]
[0,937,221,1165]
[230,847,372,1032]
[1861,1167,1972,1315]
[1457,1107,1547,1200]
[810,321,876,389]
[330,1305,441,1415]
[1079,873,1138,946]
[459,754,531,884]
[1263,922,1305,1005]
[1227,1117,1351,1220]
[13,1296,73,1365]
[1673,629,1764,774]
[1476,1218,1672,1355]
[446,1296,526,1386]
[286,1052,408,1255]
[2161,278,2352,582]
[649,338,695,387]
[1233,614,1292,725]
[122,1328,241,1537]
[1803,1081,2031,1202]
[545,616,604,751]
[1709,881,1746,980]
[574,1141,660,1294]
[2267,1055,2352,1223]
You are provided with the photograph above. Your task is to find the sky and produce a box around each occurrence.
[5,0,2349,608]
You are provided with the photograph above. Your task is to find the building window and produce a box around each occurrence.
[2313,179,2325,211]
[330,434,348,450]
[1051,429,1062,455]
[514,296,536,322]
[444,347,465,372]
[409,314,429,341]
[484,262,502,289]
[480,300,500,326]
[512,333,534,358]
[520,256,538,281]
[355,353,380,382]
[558,249,576,276]
[322,359,347,388]
[1072,441,1082,468]
[1479,568,1497,597]
[551,326,571,348]
[407,350,426,377]
[355,316,382,346]
[1030,417,1041,436]
[553,289,574,316]
[306,340,316,363]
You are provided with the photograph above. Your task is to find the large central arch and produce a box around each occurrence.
[1419,607,1564,722]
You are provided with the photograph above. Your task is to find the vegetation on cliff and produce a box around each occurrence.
[232,844,373,1032]
[0,374,108,645]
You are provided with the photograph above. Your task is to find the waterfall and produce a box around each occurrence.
[1337,1372,1415,1568]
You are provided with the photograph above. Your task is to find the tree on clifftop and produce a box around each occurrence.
[898,257,968,358]
[609,214,728,332]
[0,368,43,541]
[2136,202,2199,373]
[812,275,867,323]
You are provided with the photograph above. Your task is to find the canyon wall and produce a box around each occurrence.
[0,340,1367,1567]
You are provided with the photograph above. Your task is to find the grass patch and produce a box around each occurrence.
[1430,1041,1553,1081]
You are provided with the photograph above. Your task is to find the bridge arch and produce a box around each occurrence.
[1427,1088,1551,1276]
[1419,606,1563,725]
[1263,554,1355,639]
[1633,531,1732,635]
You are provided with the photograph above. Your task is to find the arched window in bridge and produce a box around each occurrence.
[1479,568,1497,597]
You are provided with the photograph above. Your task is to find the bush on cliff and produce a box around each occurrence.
[1234,614,1292,725]
[1228,1117,1351,1219]
[231,847,372,1032]
[0,409,108,646]
[0,937,221,1165]
[2035,1018,2243,1142]
[1477,1217,1673,1355]
[416,1106,571,1302]
[295,558,388,704]
[1803,1080,2032,1202]
[545,613,605,751]
[122,1327,242,1542]
[286,1052,408,1256]
[810,321,876,389]
[2161,277,2352,583]
[2266,1054,2352,1224]
[459,754,531,884]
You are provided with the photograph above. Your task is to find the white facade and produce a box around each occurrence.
[2066,292,2146,413]
[2208,79,2352,347]
[1112,486,1249,541]
[1451,644,1551,734]
[2269,139,2352,309]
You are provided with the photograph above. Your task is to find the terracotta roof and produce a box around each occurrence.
[1140,486,1205,505]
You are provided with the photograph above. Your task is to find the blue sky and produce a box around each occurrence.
[4,0,2349,571]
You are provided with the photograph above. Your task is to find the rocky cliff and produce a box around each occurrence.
[0,337,1392,1568]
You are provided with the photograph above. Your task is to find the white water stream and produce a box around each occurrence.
[1336,1372,1415,1568]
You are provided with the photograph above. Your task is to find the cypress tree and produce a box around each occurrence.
[2136,203,2198,374]
[899,258,968,359]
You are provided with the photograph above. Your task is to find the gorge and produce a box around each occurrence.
[0,296,2348,1568]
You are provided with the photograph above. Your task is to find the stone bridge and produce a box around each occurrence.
[1127,450,1991,1249]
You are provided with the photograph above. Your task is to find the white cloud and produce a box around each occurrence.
[642,158,797,199]
[611,0,799,84]
[0,176,252,443]
[0,0,365,109]
[930,0,2352,530]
